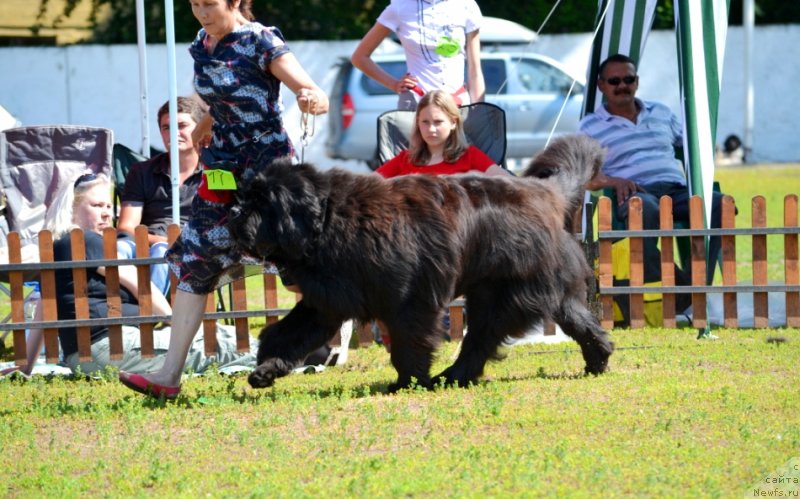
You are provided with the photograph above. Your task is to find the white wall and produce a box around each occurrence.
[1,25,797,166]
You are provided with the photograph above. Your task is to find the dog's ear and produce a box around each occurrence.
[266,164,326,257]
[228,201,276,256]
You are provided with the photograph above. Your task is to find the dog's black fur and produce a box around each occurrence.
[228,134,613,392]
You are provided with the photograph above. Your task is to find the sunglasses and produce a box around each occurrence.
[603,75,637,86]
[74,172,98,188]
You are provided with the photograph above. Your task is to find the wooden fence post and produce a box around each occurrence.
[597,196,614,329]
[232,277,250,352]
[689,196,707,328]
[203,293,217,356]
[660,196,677,328]
[449,304,464,340]
[263,273,278,326]
[69,229,93,362]
[785,194,799,327]
[134,226,155,357]
[721,196,739,328]
[102,228,123,360]
[628,197,644,328]
[752,196,768,328]
[37,232,58,364]
[7,232,26,363]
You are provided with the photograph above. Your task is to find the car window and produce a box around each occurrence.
[515,58,576,93]
[362,61,409,95]
[480,59,507,95]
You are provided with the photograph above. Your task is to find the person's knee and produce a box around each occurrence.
[150,242,169,258]
[117,239,136,259]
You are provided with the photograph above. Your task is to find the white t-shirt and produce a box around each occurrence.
[377,0,482,94]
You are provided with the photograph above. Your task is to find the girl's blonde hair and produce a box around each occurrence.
[409,90,469,165]
[46,171,111,240]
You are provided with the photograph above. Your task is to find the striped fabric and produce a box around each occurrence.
[582,0,657,116]
[675,0,730,225]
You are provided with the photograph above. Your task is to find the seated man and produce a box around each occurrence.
[117,97,204,294]
[579,53,728,288]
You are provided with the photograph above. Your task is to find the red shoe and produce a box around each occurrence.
[119,371,181,400]
[1,366,27,377]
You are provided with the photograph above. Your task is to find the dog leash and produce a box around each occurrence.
[299,100,316,164]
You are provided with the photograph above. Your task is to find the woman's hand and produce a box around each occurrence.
[394,73,419,94]
[296,88,329,115]
[192,113,213,151]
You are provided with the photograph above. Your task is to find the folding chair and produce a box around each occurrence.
[376,102,507,167]
[0,125,114,248]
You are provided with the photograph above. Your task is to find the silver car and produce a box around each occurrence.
[325,51,585,169]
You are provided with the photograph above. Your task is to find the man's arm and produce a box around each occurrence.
[586,171,644,206]
[117,201,143,238]
[117,202,168,245]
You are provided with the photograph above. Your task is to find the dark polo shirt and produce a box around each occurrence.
[120,152,202,236]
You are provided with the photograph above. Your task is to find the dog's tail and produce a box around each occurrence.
[522,134,605,213]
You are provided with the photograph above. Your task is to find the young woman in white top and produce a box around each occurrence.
[352,0,485,110]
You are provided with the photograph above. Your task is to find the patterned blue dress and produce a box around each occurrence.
[166,23,294,294]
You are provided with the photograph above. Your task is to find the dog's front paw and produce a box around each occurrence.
[433,365,477,388]
[248,358,295,388]
[583,340,614,376]
[386,376,433,393]
[386,381,405,394]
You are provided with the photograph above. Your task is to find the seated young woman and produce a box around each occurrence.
[376,90,509,178]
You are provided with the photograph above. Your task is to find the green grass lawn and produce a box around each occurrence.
[1,328,797,496]
[1,164,798,496]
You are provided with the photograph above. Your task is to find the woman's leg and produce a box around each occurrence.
[139,289,208,387]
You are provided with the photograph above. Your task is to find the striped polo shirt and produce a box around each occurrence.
[578,99,686,188]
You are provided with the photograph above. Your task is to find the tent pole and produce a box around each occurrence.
[164,0,180,225]
[743,0,754,162]
[135,0,150,157]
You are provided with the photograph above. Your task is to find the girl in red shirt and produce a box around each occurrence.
[376,90,508,178]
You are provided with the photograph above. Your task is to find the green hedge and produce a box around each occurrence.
[34,0,800,44]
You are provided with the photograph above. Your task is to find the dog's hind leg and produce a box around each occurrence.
[383,307,442,393]
[434,286,537,388]
[555,295,614,375]
[248,299,343,389]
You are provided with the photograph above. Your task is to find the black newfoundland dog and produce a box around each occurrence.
[228,134,613,392]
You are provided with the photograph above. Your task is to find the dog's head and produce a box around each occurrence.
[228,159,327,260]
[523,134,605,183]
